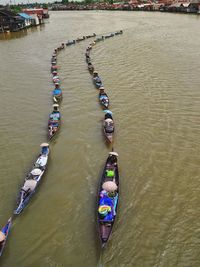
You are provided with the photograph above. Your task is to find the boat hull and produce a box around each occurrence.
[0,218,12,256]
[14,148,49,215]
[97,154,119,247]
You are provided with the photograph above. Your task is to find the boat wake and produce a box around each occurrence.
[97,251,104,267]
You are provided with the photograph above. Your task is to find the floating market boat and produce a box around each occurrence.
[97,152,119,248]
[103,110,114,143]
[14,143,50,215]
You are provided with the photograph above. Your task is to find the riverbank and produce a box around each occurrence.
[0,7,49,33]
[51,2,200,15]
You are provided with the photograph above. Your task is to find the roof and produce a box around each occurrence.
[0,9,17,17]
[181,2,191,7]
[18,13,33,19]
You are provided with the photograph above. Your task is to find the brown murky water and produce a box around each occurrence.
[0,11,199,267]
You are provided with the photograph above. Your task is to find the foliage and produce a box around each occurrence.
[10,5,22,13]
[61,0,69,4]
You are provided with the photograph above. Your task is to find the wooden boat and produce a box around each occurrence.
[104,33,115,39]
[94,36,104,42]
[115,30,123,35]
[0,218,12,257]
[48,104,61,140]
[66,40,76,46]
[86,33,96,38]
[76,36,85,42]
[99,92,109,109]
[97,152,119,248]
[103,111,114,143]
[14,143,49,215]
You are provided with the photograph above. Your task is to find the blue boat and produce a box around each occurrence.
[14,143,50,215]
[0,218,12,257]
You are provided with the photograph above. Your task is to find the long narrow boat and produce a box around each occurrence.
[103,110,114,143]
[97,152,119,248]
[48,104,61,140]
[14,143,49,215]
[0,218,12,257]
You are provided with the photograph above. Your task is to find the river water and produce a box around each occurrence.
[0,11,199,267]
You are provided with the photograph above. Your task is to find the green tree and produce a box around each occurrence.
[62,0,69,4]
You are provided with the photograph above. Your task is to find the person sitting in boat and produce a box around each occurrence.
[53,76,60,84]
[104,112,113,120]
[93,71,102,84]
[41,145,49,155]
[0,231,6,245]
[53,83,62,96]
[53,88,62,97]
[98,190,115,221]
[99,88,108,101]
[86,54,90,63]
[108,152,118,166]
[49,113,60,121]
[104,118,114,134]
[85,50,90,56]
[51,65,58,72]
[88,62,94,73]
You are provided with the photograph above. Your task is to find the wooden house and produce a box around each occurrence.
[0,9,24,33]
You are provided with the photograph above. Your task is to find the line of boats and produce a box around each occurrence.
[0,30,124,257]
[84,30,123,247]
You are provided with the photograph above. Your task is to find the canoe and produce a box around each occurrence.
[99,93,109,109]
[66,40,76,46]
[76,36,85,42]
[48,104,61,140]
[104,33,115,39]
[103,117,114,143]
[86,33,96,38]
[0,218,12,257]
[97,152,119,248]
[14,144,49,215]
[94,36,104,42]
[115,30,123,35]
